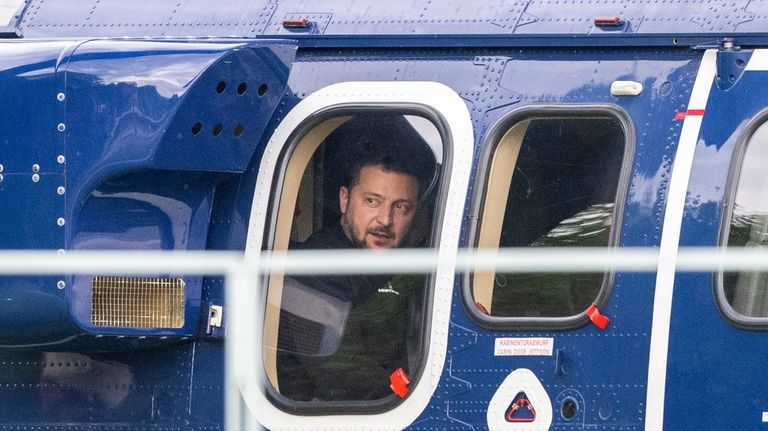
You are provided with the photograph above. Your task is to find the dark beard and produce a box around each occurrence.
[340,213,367,248]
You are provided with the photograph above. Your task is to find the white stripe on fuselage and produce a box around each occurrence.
[746,49,768,71]
[644,49,717,431]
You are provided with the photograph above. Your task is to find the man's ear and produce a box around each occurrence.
[339,186,349,214]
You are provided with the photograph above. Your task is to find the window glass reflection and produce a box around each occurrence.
[474,117,625,318]
[725,122,768,317]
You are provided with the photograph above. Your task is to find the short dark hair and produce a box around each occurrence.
[335,114,437,198]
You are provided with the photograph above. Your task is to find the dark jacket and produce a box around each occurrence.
[276,224,423,402]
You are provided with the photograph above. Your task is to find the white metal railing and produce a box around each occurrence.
[1,247,768,430]
[3,247,768,276]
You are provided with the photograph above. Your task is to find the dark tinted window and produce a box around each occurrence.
[473,115,626,319]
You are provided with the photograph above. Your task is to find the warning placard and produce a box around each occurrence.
[494,337,554,356]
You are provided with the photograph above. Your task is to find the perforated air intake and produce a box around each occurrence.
[91,276,185,328]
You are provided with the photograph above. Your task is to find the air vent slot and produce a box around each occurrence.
[91,276,185,328]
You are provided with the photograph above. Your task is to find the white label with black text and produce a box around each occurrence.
[494,337,554,356]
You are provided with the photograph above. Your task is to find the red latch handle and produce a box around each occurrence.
[475,302,490,315]
[594,16,622,27]
[586,304,610,330]
[282,18,311,28]
[506,398,537,422]
[389,368,410,398]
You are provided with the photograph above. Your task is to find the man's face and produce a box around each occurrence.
[339,164,419,250]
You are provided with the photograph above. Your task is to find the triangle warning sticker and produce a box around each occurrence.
[487,368,552,431]
[506,392,536,422]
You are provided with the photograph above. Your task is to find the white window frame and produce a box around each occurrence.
[237,81,473,429]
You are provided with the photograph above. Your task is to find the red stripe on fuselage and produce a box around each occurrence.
[674,109,705,120]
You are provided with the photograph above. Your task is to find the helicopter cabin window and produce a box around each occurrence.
[471,112,627,325]
[721,120,768,324]
[263,112,443,410]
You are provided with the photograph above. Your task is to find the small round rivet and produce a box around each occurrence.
[57,123,66,132]
[57,93,65,102]
[0,174,4,183]
[57,218,65,226]
[56,249,65,256]
[32,174,40,183]
[57,186,65,195]
[57,155,65,164]
[57,280,65,289]
[32,164,40,173]
[0,164,4,173]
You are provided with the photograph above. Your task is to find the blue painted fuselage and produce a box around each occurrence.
[1,1,767,430]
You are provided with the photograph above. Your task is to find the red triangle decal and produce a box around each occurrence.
[506,392,537,423]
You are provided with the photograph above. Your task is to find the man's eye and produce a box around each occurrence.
[395,203,411,213]
[366,197,379,206]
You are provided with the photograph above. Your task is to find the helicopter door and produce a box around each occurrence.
[657,48,768,430]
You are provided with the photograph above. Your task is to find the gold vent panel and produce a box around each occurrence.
[91,276,185,328]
